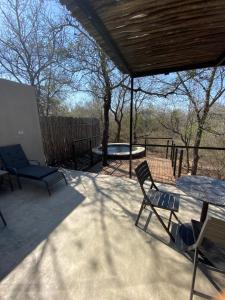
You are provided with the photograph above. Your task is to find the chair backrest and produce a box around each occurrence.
[0,144,29,170]
[135,160,158,195]
[197,216,225,249]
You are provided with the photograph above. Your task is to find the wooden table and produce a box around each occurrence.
[0,170,13,191]
[176,176,225,222]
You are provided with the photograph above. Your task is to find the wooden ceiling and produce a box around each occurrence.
[60,0,225,77]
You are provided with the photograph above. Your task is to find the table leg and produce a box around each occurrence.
[200,202,208,223]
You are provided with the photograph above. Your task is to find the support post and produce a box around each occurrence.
[144,138,147,157]
[129,77,134,178]
[178,149,183,177]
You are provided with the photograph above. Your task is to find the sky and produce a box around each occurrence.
[0,0,225,113]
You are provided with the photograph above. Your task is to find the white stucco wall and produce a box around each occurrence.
[0,79,45,164]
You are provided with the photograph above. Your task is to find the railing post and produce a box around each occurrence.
[173,147,178,177]
[178,149,183,177]
[144,138,147,157]
[171,143,175,166]
[166,139,169,159]
[170,140,174,161]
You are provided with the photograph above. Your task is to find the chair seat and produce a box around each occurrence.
[17,165,58,180]
[146,189,180,212]
[191,220,225,270]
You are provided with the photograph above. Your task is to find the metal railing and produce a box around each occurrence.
[72,135,100,170]
[134,137,225,178]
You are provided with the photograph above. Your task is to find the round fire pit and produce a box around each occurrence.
[92,143,145,159]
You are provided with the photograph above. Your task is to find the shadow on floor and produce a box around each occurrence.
[0,177,85,280]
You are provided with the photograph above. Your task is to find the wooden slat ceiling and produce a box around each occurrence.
[60,0,225,77]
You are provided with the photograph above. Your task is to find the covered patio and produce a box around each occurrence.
[0,171,224,300]
[1,1,225,299]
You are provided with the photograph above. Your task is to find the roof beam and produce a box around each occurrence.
[133,56,225,78]
[73,0,133,75]
[215,50,225,66]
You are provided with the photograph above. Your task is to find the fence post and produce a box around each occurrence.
[144,138,147,157]
[72,143,77,169]
[178,149,183,177]
[166,139,169,159]
[89,139,93,166]
[173,148,178,177]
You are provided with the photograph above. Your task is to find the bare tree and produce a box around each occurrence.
[157,105,195,171]
[73,29,128,165]
[175,68,225,174]
[110,78,129,142]
[0,0,79,115]
[133,91,149,143]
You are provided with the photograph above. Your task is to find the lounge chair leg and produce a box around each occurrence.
[43,181,51,196]
[62,173,68,185]
[8,174,14,191]
[47,184,51,196]
[0,211,7,226]
[135,200,145,226]
[190,249,198,300]
[17,176,22,189]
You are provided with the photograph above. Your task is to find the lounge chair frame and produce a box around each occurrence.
[0,144,67,196]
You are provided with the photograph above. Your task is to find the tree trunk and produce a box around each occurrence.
[114,121,121,142]
[191,125,203,175]
[102,89,111,166]
[185,146,190,172]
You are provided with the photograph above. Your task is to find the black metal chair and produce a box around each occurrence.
[135,160,180,242]
[188,217,225,300]
[0,144,67,195]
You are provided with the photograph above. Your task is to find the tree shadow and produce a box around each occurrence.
[0,174,85,282]
[0,169,224,299]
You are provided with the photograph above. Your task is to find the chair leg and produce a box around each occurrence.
[167,211,173,230]
[0,210,7,226]
[62,173,68,185]
[43,181,51,196]
[17,176,22,189]
[151,206,175,242]
[135,200,145,226]
[144,210,153,231]
[172,211,182,225]
[8,174,14,191]
[190,249,198,300]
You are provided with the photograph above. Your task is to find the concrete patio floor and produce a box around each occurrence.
[0,170,224,300]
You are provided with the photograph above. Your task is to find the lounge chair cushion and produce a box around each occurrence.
[17,165,58,179]
[0,144,29,169]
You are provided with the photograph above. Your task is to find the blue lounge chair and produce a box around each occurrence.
[0,144,67,195]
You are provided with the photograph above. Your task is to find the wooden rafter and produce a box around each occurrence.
[61,0,225,76]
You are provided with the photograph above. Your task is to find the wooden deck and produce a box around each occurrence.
[88,154,175,185]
